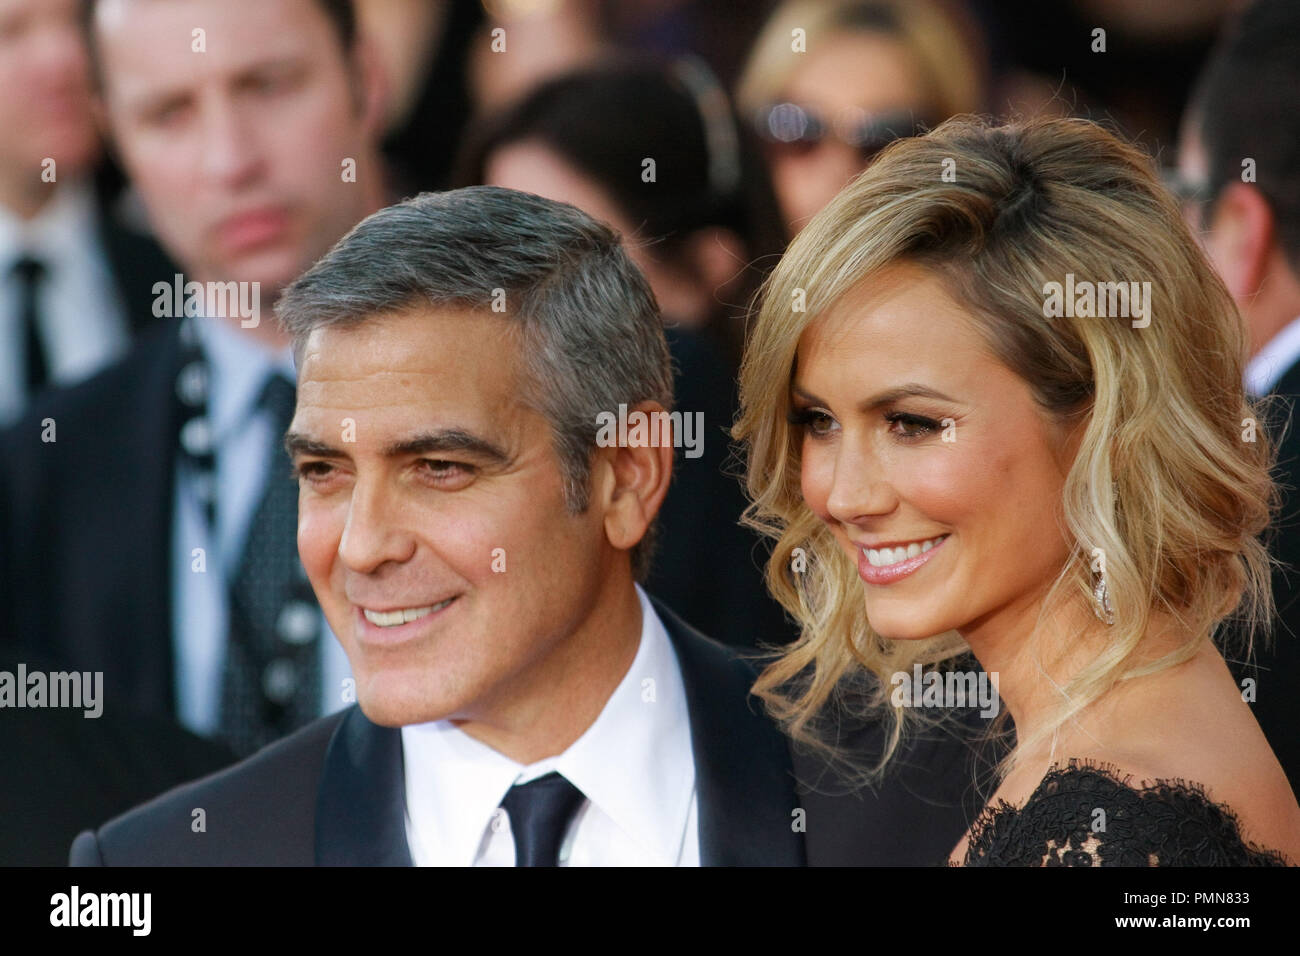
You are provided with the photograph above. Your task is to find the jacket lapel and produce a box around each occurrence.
[653,598,806,866]
[313,606,806,866]
[316,706,412,865]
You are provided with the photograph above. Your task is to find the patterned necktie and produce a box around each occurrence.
[218,372,322,756]
[499,772,588,866]
[12,256,48,396]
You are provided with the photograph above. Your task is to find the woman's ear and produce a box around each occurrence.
[596,401,675,555]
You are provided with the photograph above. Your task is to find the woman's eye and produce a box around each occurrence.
[787,407,838,438]
[885,412,940,439]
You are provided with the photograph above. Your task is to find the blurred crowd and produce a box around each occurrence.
[2,0,1295,863]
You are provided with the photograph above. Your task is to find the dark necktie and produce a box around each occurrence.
[12,256,49,396]
[218,372,322,756]
[499,772,588,867]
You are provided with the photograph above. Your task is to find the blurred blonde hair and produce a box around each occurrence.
[736,0,987,120]
[732,115,1276,781]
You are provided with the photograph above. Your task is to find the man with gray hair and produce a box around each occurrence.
[70,187,986,866]
[70,186,803,865]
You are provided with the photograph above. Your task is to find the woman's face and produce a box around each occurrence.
[768,30,931,234]
[791,262,1079,644]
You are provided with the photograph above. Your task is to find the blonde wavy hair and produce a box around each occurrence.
[736,0,987,121]
[732,115,1277,781]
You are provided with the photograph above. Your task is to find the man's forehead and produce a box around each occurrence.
[96,0,325,92]
[294,309,529,422]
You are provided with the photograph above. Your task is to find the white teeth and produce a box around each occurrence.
[863,535,947,568]
[363,597,454,628]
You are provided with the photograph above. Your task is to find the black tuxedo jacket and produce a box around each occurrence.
[68,600,985,866]
[1232,359,1300,793]
[69,600,805,865]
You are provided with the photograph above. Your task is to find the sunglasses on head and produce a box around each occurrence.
[753,103,932,160]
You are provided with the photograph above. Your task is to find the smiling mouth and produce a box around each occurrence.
[862,535,950,567]
[361,597,456,628]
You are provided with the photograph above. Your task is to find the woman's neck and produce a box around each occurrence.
[959,589,1196,759]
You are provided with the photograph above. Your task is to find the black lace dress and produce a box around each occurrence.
[962,760,1292,866]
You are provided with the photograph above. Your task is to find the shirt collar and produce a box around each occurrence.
[193,314,297,442]
[401,584,695,865]
[0,180,101,272]
[1245,314,1300,396]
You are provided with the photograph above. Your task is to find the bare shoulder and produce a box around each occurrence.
[1086,643,1300,861]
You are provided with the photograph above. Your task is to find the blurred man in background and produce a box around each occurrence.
[1178,0,1300,792]
[1,0,386,762]
[0,0,171,425]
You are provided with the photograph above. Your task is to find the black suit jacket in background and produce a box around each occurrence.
[0,646,235,866]
[649,326,796,651]
[69,600,983,866]
[1232,359,1300,794]
[0,321,187,719]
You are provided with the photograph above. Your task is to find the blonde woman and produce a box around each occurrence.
[737,0,987,237]
[733,115,1300,866]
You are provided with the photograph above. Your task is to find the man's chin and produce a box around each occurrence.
[353,680,458,729]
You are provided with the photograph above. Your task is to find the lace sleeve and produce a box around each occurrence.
[962,759,1291,866]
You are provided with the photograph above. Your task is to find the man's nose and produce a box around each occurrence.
[824,438,898,525]
[197,96,263,188]
[337,477,415,574]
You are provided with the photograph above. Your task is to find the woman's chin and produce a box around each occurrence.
[864,603,954,642]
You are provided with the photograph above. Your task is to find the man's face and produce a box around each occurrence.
[0,0,98,180]
[93,0,375,293]
[289,308,615,728]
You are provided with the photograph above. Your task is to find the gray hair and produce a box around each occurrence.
[275,186,674,579]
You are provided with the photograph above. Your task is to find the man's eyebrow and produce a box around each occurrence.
[283,429,511,464]
[284,432,340,459]
[790,382,958,410]
[382,430,511,464]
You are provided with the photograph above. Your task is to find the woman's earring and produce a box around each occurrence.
[1090,554,1115,625]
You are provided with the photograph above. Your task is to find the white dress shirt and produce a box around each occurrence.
[402,584,700,866]
[0,181,131,424]
[171,314,352,734]
[1246,314,1300,397]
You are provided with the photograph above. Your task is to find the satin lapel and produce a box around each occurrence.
[316,706,412,866]
[652,598,806,866]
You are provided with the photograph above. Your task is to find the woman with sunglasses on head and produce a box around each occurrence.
[733,115,1300,865]
[737,0,988,238]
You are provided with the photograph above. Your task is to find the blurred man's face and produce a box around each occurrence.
[93,0,375,294]
[0,0,98,185]
[289,309,614,728]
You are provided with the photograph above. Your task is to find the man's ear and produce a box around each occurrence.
[349,33,391,142]
[1207,182,1276,300]
[596,401,675,556]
